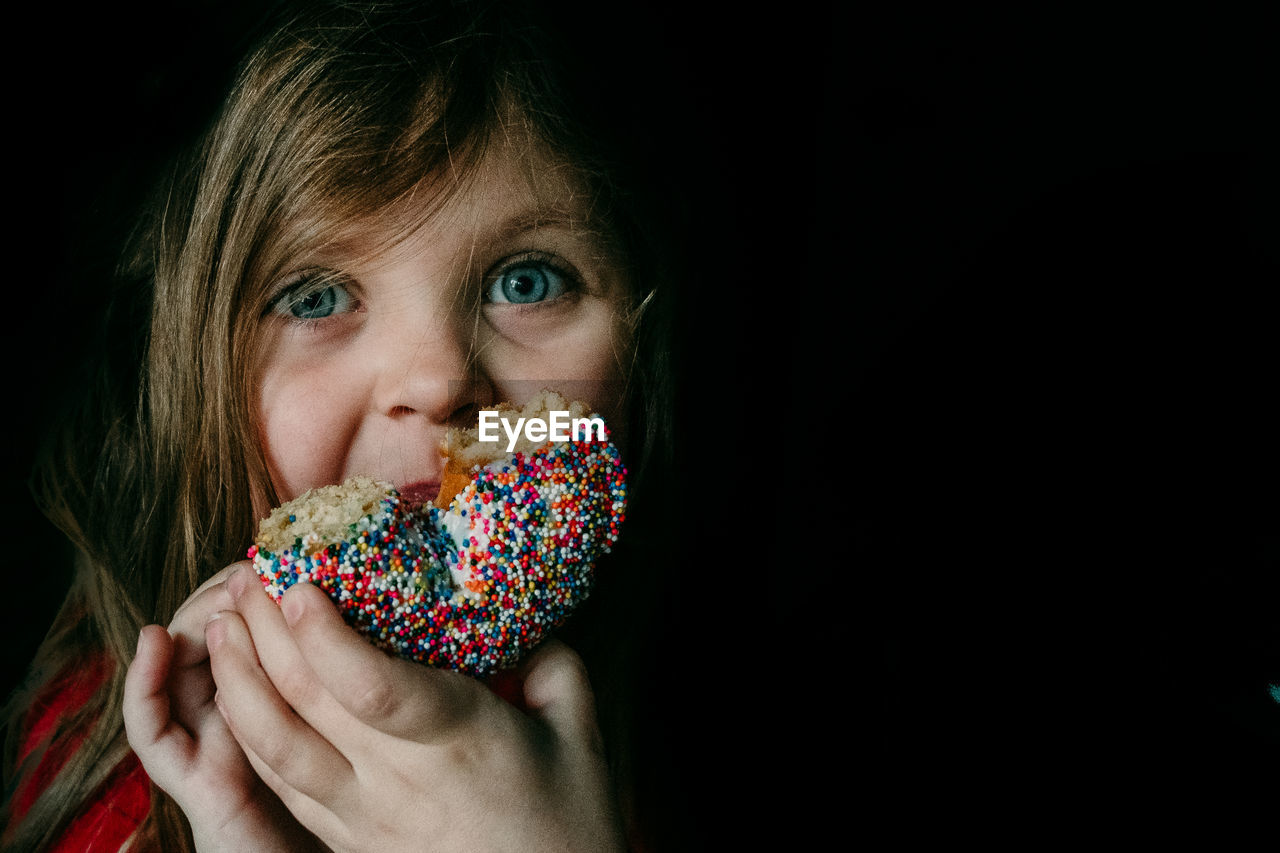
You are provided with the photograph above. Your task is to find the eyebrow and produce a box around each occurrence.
[281,195,622,286]
[488,204,614,244]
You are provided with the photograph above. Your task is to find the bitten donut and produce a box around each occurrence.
[249,390,628,677]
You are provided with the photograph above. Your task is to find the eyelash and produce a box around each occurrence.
[265,271,360,327]
[482,252,583,307]
[263,251,584,325]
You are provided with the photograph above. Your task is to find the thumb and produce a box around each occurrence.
[519,640,604,753]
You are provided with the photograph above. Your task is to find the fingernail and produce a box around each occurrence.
[281,591,303,627]
[226,566,247,601]
[206,612,225,651]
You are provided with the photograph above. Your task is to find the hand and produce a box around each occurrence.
[123,562,328,852]
[206,564,627,853]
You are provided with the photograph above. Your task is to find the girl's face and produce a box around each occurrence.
[254,136,632,510]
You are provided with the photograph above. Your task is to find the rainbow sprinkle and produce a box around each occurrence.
[249,434,627,678]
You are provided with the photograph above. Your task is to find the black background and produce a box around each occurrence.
[5,1,1279,847]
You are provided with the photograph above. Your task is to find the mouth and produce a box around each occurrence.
[397,480,440,508]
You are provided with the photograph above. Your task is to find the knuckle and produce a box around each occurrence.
[273,666,322,707]
[553,646,591,685]
[256,729,300,772]
[531,642,591,696]
[349,672,400,722]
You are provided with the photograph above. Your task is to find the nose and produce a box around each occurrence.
[373,309,494,428]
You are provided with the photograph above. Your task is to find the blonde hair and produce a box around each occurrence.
[3,2,677,849]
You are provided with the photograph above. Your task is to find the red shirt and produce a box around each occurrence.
[11,661,151,852]
[10,663,645,852]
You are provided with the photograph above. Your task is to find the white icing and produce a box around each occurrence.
[438,501,489,602]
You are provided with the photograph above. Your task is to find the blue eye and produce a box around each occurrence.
[271,276,355,321]
[486,261,569,305]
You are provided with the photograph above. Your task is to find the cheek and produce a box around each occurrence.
[257,356,361,501]
[481,301,633,451]
[481,298,626,383]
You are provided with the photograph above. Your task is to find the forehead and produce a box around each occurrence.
[438,135,594,230]
[329,132,608,264]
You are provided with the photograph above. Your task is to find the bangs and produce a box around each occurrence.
[220,9,504,315]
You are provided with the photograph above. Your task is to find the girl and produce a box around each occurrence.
[3,0,696,848]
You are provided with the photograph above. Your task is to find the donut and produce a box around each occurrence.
[249,390,628,677]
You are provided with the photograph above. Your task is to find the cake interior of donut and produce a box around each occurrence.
[435,389,595,509]
[255,475,393,555]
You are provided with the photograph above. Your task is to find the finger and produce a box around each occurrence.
[167,562,246,667]
[519,640,604,755]
[123,625,195,788]
[170,561,246,626]
[224,563,355,734]
[237,736,346,845]
[206,609,353,805]
[165,658,218,730]
[279,581,482,741]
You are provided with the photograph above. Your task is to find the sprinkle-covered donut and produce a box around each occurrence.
[249,411,627,677]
